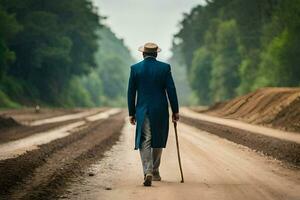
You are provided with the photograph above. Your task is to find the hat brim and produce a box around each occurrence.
[138,46,162,53]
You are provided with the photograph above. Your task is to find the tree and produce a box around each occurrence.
[190,47,212,105]
[172,0,299,105]
[254,0,300,88]
[210,20,241,102]
[79,26,135,107]
[1,0,101,105]
[0,5,21,78]
[0,0,136,108]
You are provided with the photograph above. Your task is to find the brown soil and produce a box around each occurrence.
[0,115,21,130]
[0,111,125,200]
[202,87,300,133]
[181,115,300,167]
[0,119,78,144]
[60,120,300,200]
[0,108,106,144]
[0,108,78,123]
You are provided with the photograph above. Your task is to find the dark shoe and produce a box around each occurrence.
[143,173,152,186]
[152,171,161,181]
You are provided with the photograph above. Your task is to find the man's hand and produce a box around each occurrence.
[129,116,136,125]
[172,113,179,123]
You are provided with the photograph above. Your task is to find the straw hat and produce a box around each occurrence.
[138,42,162,53]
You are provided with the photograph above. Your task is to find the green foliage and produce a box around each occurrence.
[81,71,103,106]
[0,75,24,99]
[59,77,94,108]
[254,30,289,88]
[173,0,300,105]
[175,4,219,71]
[253,0,300,89]
[99,56,127,99]
[190,47,212,105]
[0,89,20,108]
[236,50,260,95]
[210,20,241,101]
[0,0,101,107]
[0,0,133,108]
[0,5,22,78]
[79,26,134,107]
[168,44,192,106]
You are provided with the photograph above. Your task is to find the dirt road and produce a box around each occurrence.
[61,119,300,200]
[1,108,300,199]
[0,108,124,199]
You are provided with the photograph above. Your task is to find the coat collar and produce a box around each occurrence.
[144,56,156,60]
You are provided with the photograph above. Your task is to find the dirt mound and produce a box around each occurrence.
[203,87,300,133]
[0,115,22,130]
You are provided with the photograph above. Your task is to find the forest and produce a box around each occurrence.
[172,0,300,105]
[0,0,133,108]
[2,0,299,108]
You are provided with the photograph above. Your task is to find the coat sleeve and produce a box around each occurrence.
[127,66,137,116]
[165,64,179,114]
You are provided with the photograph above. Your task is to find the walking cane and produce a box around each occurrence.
[173,121,184,183]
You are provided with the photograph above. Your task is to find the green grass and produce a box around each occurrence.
[0,89,20,108]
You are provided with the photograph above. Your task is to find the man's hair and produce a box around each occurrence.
[143,52,157,58]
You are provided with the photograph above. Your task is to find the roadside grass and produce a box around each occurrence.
[0,90,20,109]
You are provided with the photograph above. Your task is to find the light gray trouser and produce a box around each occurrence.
[139,114,163,175]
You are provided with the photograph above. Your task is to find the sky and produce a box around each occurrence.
[92,0,204,60]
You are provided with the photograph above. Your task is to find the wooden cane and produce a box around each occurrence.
[173,121,184,183]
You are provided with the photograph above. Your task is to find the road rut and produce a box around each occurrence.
[61,120,300,200]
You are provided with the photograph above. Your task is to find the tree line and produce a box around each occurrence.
[172,0,300,105]
[0,0,133,108]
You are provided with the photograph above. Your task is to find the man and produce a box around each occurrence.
[127,42,179,187]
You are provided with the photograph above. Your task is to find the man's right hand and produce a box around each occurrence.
[129,116,136,125]
[172,113,179,123]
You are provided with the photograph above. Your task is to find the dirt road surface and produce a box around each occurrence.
[180,108,300,144]
[1,108,300,199]
[0,108,125,199]
[0,109,121,160]
[61,119,300,200]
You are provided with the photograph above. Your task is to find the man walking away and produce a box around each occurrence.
[127,42,179,186]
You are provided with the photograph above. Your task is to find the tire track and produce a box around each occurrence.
[0,111,125,199]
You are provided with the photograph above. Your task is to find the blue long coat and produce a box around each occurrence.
[127,57,179,150]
